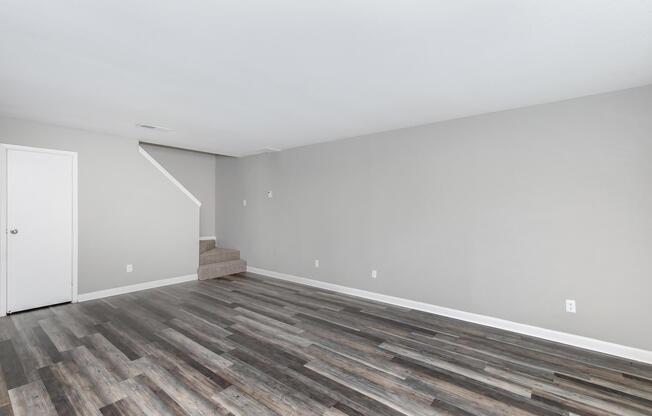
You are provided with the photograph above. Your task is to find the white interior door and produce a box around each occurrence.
[6,148,75,313]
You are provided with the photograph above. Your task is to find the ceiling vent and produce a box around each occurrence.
[136,123,175,132]
[259,147,281,153]
[241,147,282,157]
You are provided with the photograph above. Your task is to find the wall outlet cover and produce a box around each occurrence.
[314,259,320,268]
[126,264,133,273]
[243,199,247,207]
[371,270,378,279]
[565,299,576,313]
[267,190,273,198]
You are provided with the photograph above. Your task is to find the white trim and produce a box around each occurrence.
[0,143,79,157]
[199,236,217,241]
[0,146,6,317]
[71,151,78,304]
[78,274,197,302]
[138,146,201,207]
[0,144,78,316]
[247,266,652,365]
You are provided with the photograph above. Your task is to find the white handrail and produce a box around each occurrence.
[138,145,201,207]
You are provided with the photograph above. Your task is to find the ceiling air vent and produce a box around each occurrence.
[240,147,282,157]
[136,123,175,132]
[259,147,281,153]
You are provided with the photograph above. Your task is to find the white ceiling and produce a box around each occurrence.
[1,1,651,156]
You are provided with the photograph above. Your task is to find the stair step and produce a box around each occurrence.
[199,239,216,254]
[198,259,247,280]
[200,247,240,265]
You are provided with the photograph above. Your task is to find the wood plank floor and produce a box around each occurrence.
[1,272,651,415]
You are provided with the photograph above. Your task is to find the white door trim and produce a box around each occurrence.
[0,143,78,316]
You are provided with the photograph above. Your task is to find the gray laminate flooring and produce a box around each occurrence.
[1,272,651,415]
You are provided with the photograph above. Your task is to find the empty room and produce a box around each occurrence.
[1,1,652,415]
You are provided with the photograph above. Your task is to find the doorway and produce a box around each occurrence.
[1,144,78,315]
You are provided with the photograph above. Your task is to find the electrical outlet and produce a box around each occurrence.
[565,299,576,313]
[126,264,133,273]
[243,199,247,207]
[267,190,273,199]
[314,259,320,268]
[371,270,378,279]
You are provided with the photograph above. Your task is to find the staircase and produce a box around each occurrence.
[198,240,247,280]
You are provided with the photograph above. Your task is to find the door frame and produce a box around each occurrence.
[0,144,78,316]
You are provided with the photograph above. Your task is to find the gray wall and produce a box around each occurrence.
[218,85,652,351]
[0,117,199,294]
[141,143,216,237]
[215,155,239,249]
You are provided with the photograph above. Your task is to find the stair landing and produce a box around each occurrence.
[198,239,246,280]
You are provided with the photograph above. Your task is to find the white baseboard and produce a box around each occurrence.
[199,236,217,241]
[77,274,197,302]
[247,266,652,365]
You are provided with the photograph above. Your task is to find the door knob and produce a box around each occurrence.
[9,229,18,234]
